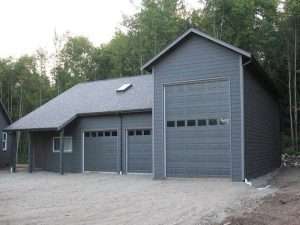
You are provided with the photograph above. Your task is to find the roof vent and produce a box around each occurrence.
[116,83,132,92]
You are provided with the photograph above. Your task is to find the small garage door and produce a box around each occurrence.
[165,80,231,177]
[127,129,152,173]
[84,130,118,172]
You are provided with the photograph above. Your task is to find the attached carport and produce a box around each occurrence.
[5,75,153,175]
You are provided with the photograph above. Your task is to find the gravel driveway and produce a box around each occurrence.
[0,170,272,225]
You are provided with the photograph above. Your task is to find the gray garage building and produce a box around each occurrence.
[5,28,280,181]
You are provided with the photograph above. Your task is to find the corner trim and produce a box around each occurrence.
[240,56,245,181]
[151,69,156,179]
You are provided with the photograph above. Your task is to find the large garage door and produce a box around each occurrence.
[84,130,118,172]
[127,129,152,173]
[165,80,230,177]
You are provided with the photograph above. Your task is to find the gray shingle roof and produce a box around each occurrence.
[6,74,153,131]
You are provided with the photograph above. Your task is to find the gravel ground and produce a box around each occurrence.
[220,168,300,225]
[0,170,273,225]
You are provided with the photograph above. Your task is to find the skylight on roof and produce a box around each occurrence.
[116,83,132,92]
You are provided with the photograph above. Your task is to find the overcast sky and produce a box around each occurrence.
[0,0,201,58]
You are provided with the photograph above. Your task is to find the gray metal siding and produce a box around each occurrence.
[32,113,152,173]
[0,108,10,167]
[244,69,281,178]
[153,34,243,180]
[165,81,231,177]
[32,121,79,172]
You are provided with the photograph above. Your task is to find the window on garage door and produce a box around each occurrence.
[127,129,151,136]
[84,130,118,138]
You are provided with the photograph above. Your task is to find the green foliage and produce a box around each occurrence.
[284,147,300,156]
[54,36,97,92]
[0,0,299,161]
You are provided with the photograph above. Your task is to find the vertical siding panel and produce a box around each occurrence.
[244,69,281,178]
[153,34,243,180]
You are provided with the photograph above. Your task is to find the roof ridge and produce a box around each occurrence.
[77,74,152,86]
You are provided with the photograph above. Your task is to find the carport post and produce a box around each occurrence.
[10,132,17,173]
[59,129,65,175]
[27,132,33,173]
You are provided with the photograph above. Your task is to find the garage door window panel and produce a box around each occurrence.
[136,130,143,136]
[167,121,175,127]
[198,119,207,126]
[208,119,218,126]
[187,120,196,127]
[143,129,151,135]
[128,130,135,136]
[176,120,185,127]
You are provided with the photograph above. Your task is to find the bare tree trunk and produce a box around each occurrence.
[140,55,143,75]
[7,85,10,115]
[288,40,295,149]
[294,23,298,151]
[16,87,23,164]
[10,85,13,116]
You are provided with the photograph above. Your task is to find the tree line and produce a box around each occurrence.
[0,0,299,158]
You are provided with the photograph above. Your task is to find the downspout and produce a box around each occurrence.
[242,57,252,183]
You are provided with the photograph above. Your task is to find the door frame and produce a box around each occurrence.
[163,77,231,177]
[81,128,120,173]
[125,127,152,174]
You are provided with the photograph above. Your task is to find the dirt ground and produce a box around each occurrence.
[0,170,272,225]
[219,168,300,225]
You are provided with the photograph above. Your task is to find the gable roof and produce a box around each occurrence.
[142,28,252,72]
[6,75,153,131]
[142,28,278,97]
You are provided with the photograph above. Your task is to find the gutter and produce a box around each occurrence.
[6,108,153,132]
